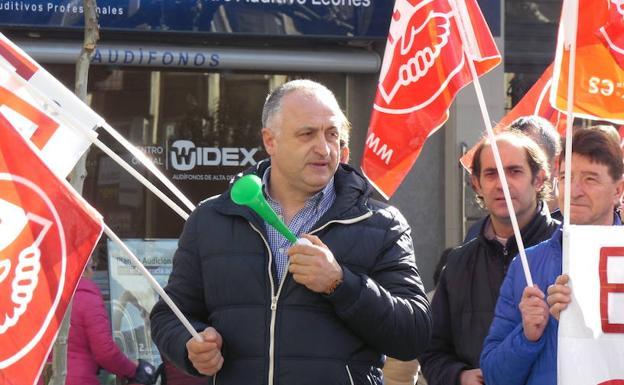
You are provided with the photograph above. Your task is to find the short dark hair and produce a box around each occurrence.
[472,131,551,206]
[509,115,561,165]
[559,125,624,181]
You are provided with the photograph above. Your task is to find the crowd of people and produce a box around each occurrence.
[149,79,623,385]
[60,79,623,385]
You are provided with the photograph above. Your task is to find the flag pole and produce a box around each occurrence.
[561,0,579,228]
[100,122,196,212]
[103,224,203,342]
[90,134,190,220]
[450,0,534,286]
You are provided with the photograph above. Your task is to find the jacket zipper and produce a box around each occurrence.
[248,222,286,385]
[345,364,355,385]
[310,212,373,234]
[502,246,509,271]
[247,211,372,385]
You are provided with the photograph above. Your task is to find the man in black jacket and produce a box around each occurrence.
[419,131,560,385]
[150,79,432,385]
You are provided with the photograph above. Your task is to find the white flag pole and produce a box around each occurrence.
[450,0,534,286]
[100,122,196,212]
[90,134,190,220]
[561,0,579,228]
[103,224,203,342]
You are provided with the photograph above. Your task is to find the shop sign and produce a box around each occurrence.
[0,0,394,39]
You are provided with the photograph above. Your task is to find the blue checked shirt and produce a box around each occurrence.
[261,167,336,281]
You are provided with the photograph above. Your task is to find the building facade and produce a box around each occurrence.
[0,0,562,379]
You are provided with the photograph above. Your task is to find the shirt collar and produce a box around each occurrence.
[261,166,335,212]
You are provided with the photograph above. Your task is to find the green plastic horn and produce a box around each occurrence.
[231,174,298,244]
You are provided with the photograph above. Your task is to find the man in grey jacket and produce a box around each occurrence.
[150,79,432,385]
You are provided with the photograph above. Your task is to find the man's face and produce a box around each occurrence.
[262,91,342,197]
[558,153,624,225]
[473,140,543,227]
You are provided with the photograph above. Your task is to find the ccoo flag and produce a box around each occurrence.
[551,0,624,123]
[0,114,103,385]
[361,0,500,198]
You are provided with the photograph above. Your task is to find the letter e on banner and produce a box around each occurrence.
[599,247,624,333]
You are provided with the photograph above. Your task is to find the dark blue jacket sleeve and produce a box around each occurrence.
[326,207,432,360]
[480,261,546,385]
[419,268,468,385]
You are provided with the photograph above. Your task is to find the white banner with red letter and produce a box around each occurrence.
[361,0,500,198]
[560,225,624,385]
[0,114,103,385]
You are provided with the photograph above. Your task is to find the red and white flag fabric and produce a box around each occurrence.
[560,225,624,385]
[361,0,500,198]
[459,63,566,170]
[0,33,103,177]
[0,115,103,385]
[551,0,624,123]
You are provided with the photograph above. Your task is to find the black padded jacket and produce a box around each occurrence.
[150,161,432,385]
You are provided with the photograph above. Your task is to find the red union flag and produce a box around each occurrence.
[459,63,566,170]
[0,33,103,177]
[0,115,103,385]
[361,0,500,198]
[551,0,624,123]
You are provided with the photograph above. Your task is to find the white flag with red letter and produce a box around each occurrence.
[551,0,624,123]
[361,0,500,198]
[0,33,102,177]
[560,225,624,385]
[0,114,103,385]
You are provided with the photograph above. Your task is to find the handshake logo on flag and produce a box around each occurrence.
[0,174,66,370]
[378,4,452,109]
[0,198,51,335]
[376,0,457,114]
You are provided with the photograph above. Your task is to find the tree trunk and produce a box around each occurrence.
[47,1,99,384]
